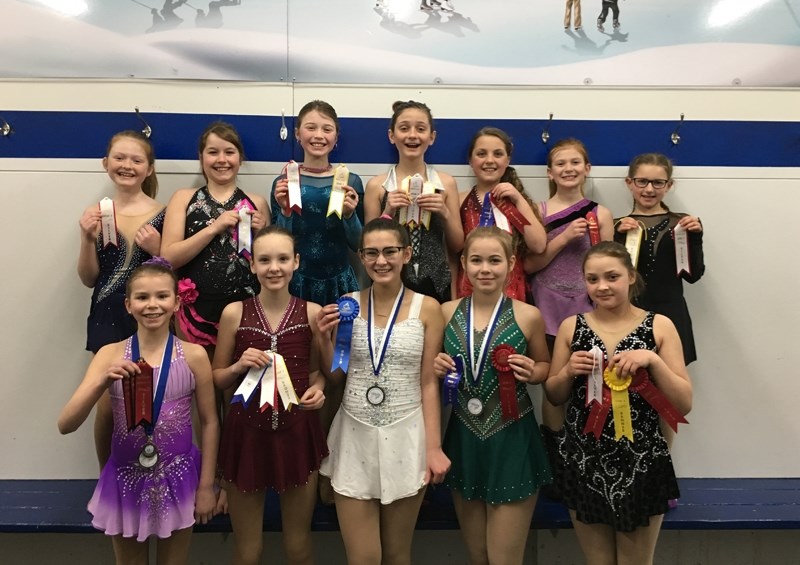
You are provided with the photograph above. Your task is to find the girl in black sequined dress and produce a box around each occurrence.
[546,242,691,564]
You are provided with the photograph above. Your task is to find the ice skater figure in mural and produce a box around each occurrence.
[421,0,455,12]
[196,0,241,28]
[160,0,188,29]
[146,7,166,33]
[564,0,582,30]
[597,0,621,32]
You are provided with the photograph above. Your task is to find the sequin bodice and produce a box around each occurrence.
[444,297,532,440]
[341,291,424,427]
[108,339,196,464]
[181,186,258,302]
[93,207,164,305]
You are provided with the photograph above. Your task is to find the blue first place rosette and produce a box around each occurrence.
[331,296,360,374]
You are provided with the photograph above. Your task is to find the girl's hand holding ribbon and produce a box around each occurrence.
[210,209,241,235]
[610,349,654,379]
[382,189,411,217]
[233,347,272,374]
[79,209,102,241]
[678,215,702,233]
[416,191,447,216]
[105,359,141,385]
[342,186,359,219]
[509,353,537,384]
[250,208,267,230]
[566,350,596,378]
[433,352,456,379]
[315,303,341,338]
[615,217,640,233]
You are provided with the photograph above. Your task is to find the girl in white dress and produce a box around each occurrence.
[317,217,451,565]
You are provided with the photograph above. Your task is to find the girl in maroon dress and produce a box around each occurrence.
[212,226,327,565]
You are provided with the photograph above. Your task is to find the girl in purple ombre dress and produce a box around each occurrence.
[59,260,219,563]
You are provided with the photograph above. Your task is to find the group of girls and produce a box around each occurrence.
[60,97,702,565]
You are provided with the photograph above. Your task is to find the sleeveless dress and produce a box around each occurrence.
[270,172,364,305]
[550,313,680,531]
[86,206,165,353]
[218,296,328,492]
[442,298,551,503]
[529,199,597,336]
[88,339,201,541]
[381,166,452,303]
[320,290,427,504]
[179,186,259,345]
[457,187,527,301]
[614,212,705,364]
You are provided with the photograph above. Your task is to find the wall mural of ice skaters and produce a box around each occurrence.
[4,0,800,85]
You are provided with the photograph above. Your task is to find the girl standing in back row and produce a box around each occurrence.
[161,121,268,350]
[614,153,705,366]
[525,138,613,435]
[364,100,463,302]
[459,127,546,301]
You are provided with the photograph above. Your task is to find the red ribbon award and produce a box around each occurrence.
[123,361,154,432]
[492,344,520,421]
[586,210,601,245]
[629,368,688,432]
[490,194,530,235]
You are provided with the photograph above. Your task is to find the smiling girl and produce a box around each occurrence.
[213,226,328,565]
[545,242,691,565]
[59,259,219,564]
[614,153,705,366]
[434,226,551,564]
[78,131,165,354]
[317,218,450,564]
[161,122,268,349]
[459,127,546,300]
[525,138,613,435]
[364,100,463,303]
[271,100,364,306]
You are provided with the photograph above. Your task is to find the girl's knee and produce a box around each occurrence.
[233,537,264,565]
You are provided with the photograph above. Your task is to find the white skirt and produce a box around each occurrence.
[320,406,426,504]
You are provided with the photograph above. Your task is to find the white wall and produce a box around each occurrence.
[1,80,798,479]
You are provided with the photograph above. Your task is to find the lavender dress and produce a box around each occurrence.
[528,199,597,336]
[88,339,200,541]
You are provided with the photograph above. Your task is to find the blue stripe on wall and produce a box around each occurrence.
[0,111,797,167]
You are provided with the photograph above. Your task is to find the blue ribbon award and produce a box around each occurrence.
[331,296,360,374]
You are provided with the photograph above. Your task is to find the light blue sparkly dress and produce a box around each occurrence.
[320,291,426,504]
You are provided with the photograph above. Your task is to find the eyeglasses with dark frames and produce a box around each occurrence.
[631,178,670,189]
[359,246,405,261]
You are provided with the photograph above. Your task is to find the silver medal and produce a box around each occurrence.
[366,385,386,406]
[467,397,484,416]
[138,441,159,469]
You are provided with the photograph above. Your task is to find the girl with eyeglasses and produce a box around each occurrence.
[316,218,450,564]
[614,153,705,366]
